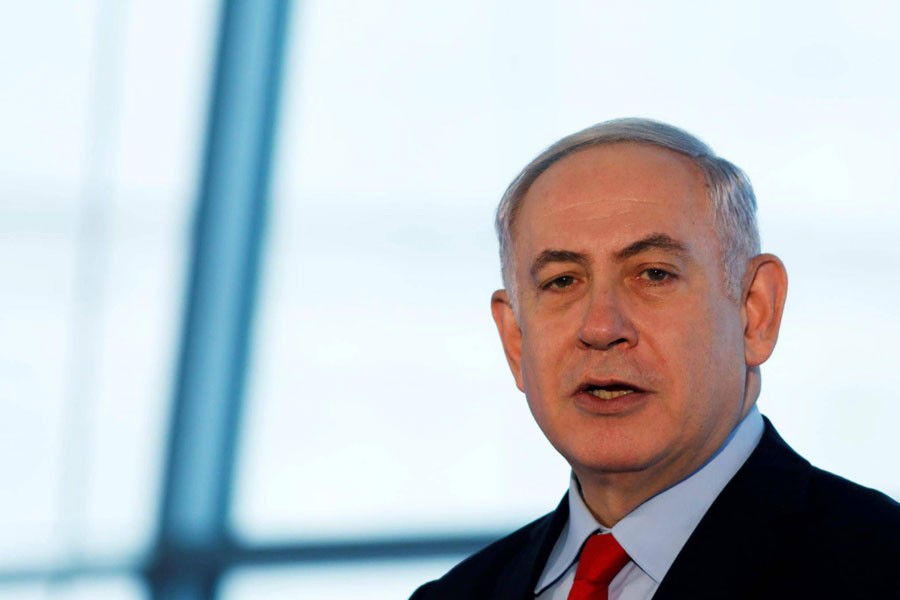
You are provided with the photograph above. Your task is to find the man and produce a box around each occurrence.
[412,118,900,599]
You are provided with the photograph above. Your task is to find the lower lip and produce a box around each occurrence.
[573,390,649,415]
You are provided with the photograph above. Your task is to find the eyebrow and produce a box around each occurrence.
[530,249,589,279]
[529,233,691,279]
[614,233,690,260]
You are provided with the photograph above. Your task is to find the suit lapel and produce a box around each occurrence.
[653,419,812,599]
[493,493,570,599]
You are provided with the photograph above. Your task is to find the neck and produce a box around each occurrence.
[575,461,699,528]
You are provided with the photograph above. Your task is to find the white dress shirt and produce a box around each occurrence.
[535,406,765,599]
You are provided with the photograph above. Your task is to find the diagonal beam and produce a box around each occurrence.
[150,0,291,598]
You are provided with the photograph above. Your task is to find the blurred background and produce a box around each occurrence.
[2,0,899,598]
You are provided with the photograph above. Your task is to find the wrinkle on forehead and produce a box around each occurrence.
[538,195,665,217]
[521,143,709,212]
[521,195,708,244]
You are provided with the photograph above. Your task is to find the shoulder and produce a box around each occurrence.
[746,421,899,594]
[807,465,899,523]
[410,503,566,600]
[803,465,900,561]
[775,466,900,597]
[756,420,899,534]
[748,419,900,547]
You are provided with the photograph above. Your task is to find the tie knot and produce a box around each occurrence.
[574,533,630,587]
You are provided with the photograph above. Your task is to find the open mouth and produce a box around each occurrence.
[582,382,643,400]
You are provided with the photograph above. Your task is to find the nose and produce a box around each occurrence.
[577,288,637,351]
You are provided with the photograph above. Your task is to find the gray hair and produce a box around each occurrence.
[496,118,761,308]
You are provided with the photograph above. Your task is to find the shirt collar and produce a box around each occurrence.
[536,406,764,592]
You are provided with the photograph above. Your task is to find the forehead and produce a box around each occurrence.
[513,142,714,257]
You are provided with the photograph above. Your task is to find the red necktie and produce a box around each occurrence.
[567,533,630,600]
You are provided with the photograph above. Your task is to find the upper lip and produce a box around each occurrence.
[576,378,649,395]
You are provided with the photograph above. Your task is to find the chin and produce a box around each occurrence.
[568,446,665,477]
[551,418,678,479]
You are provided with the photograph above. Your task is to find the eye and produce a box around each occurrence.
[638,268,673,283]
[544,275,576,290]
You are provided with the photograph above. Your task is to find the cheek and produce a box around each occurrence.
[651,300,742,382]
[519,334,554,390]
[518,322,574,400]
[679,306,746,402]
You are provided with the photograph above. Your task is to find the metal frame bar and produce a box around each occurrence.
[0,535,499,587]
[149,0,291,597]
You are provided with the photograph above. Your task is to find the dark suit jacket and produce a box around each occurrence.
[411,419,900,599]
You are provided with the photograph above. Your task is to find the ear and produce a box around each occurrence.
[491,289,525,392]
[741,253,788,367]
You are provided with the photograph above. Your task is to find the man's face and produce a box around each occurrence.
[496,142,754,489]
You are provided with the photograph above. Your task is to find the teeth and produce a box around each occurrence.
[589,388,634,400]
